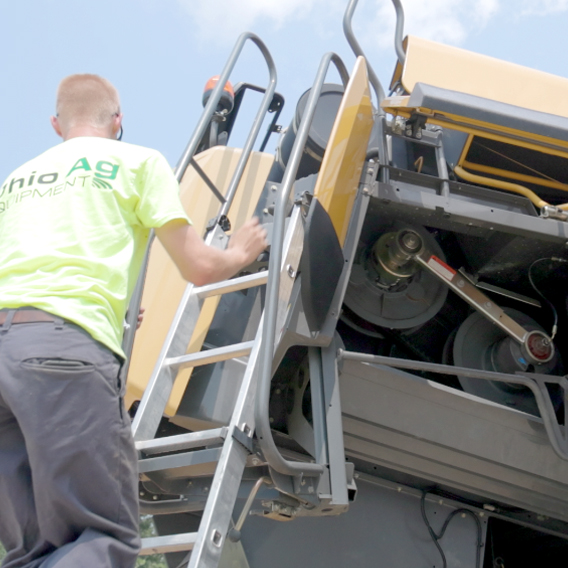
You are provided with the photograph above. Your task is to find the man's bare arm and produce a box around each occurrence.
[155,217,267,287]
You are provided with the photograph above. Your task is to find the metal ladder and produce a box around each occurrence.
[133,204,304,567]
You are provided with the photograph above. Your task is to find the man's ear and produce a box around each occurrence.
[51,115,63,138]
[113,113,123,139]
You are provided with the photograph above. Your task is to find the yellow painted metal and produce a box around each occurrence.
[389,36,568,120]
[454,165,549,209]
[457,133,475,172]
[313,56,374,247]
[125,147,274,415]
[381,96,568,208]
[381,99,568,156]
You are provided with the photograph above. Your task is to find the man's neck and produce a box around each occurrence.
[63,125,114,141]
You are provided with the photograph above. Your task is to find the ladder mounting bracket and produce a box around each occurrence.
[231,425,254,454]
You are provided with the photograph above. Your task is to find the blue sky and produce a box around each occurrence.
[1,0,567,184]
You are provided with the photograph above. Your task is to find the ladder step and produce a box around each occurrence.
[136,427,228,456]
[165,341,254,371]
[194,271,268,299]
[139,447,222,474]
[140,532,197,555]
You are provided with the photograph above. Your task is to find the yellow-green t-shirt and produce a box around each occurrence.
[0,137,190,357]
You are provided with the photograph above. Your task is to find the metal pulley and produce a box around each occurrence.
[445,309,562,414]
[343,223,448,330]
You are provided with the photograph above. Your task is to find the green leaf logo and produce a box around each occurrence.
[92,178,113,190]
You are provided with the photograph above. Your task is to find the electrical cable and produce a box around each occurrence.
[527,257,567,340]
[420,491,484,568]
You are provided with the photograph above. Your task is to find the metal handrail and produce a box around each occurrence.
[121,32,277,366]
[343,0,386,108]
[391,0,406,67]
[174,32,278,217]
[343,0,390,182]
[343,0,406,102]
[255,52,350,477]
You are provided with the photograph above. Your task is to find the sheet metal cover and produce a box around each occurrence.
[313,56,374,247]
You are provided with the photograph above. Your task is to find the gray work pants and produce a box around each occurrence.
[0,312,140,568]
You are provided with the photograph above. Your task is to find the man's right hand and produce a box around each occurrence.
[156,217,268,287]
[227,217,268,267]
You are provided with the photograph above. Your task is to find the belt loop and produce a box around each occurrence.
[54,316,65,330]
[1,310,15,331]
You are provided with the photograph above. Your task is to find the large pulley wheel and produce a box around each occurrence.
[343,223,448,330]
[448,308,562,415]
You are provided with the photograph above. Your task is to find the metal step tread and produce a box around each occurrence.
[139,446,222,474]
[136,427,228,456]
[140,532,197,555]
[165,341,254,371]
[194,270,268,299]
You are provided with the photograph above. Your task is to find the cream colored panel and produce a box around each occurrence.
[390,35,568,119]
[125,147,274,415]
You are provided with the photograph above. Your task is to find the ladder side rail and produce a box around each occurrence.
[121,237,152,378]
[255,52,350,478]
[130,225,227,442]
[187,208,307,566]
[186,318,266,568]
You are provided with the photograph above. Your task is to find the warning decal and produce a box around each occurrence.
[427,256,456,281]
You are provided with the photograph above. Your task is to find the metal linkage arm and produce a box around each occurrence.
[255,52,350,478]
[389,228,554,367]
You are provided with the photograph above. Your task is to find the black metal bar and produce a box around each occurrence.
[189,158,226,204]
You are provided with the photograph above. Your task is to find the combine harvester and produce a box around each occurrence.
[124,0,568,565]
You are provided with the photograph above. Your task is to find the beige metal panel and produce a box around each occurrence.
[313,56,374,247]
[125,147,274,414]
[389,35,568,119]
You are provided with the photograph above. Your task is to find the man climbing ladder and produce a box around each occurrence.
[0,73,266,568]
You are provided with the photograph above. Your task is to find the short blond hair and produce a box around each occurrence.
[56,74,120,128]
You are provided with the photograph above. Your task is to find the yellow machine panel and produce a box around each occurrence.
[313,56,374,247]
